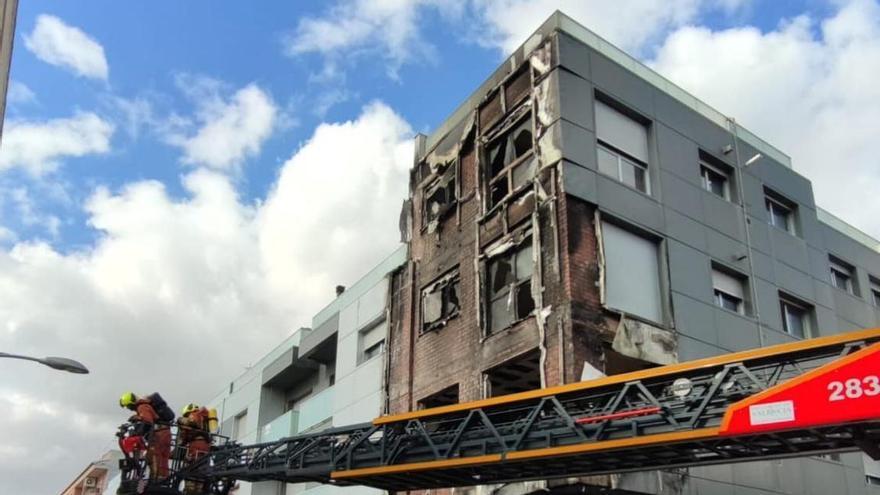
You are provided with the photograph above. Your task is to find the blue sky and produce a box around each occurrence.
[3,1,880,493]
[3,0,504,248]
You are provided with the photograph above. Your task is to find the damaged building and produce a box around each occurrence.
[383,10,880,495]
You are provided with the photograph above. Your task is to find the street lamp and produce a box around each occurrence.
[0,352,89,374]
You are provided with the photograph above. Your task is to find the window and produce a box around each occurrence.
[712,267,746,314]
[486,351,541,397]
[233,410,248,440]
[870,276,880,306]
[700,162,732,202]
[418,384,459,409]
[422,271,461,333]
[357,321,386,365]
[601,221,663,323]
[829,256,858,296]
[487,238,535,334]
[423,163,457,229]
[595,98,650,193]
[779,294,812,338]
[764,189,797,234]
[485,116,536,208]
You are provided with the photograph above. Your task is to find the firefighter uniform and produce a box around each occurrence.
[178,404,212,494]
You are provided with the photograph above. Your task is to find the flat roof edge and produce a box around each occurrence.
[424,11,792,170]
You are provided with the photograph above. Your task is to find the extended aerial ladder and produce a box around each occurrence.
[120,328,880,494]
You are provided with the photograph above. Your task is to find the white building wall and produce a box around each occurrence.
[210,246,406,495]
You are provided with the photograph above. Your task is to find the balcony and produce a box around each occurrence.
[261,409,299,443]
[261,386,335,442]
[297,386,334,433]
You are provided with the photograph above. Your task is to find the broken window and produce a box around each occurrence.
[486,350,541,397]
[487,237,535,334]
[418,384,459,410]
[422,162,457,230]
[485,116,536,209]
[421,271,461,333]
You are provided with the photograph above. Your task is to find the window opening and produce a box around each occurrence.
[485,116,535,209]
[779,294,812,338]
[712,266,746,314]
[422,271,461,333]
[418,384,460,410]
[487,237,535,334]
[486,351,541,397]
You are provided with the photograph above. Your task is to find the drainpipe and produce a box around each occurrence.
[728,118,765,348]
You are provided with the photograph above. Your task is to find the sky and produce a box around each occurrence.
[1,1,879,493]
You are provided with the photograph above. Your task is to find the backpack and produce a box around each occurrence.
[147,392,176,423]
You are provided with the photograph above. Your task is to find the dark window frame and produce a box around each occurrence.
[594,93,652,194]
[779,293,812,339]
[764,188,798,235]
[421,270,462,334]
[597,141,649,193]
[829,255,858,296]
[421,160,458,230]
[711,263,748,315]
[485,234,536,335]
[484,112,536,210]
[869,275,880,307]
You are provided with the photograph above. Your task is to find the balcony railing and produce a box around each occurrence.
[297,386,334,433]
[261,410,299,443]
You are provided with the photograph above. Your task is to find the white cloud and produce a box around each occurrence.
[283,0,741,78]
[283,0,447,78]
[7,80,36,105]
[0,102,412,494]
[650,0,880,238]
[166,81,278,171]
[23,14,109,81]
[0,112,114,175]
[0,186,62,238]
[469,0,703,54]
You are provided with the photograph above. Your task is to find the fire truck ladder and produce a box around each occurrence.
[179,328,880,492]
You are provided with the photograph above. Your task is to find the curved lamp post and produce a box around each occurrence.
[0,352,89,374]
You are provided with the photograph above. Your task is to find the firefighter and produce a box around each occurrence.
[178,403,212,494]
[119,392,172,479]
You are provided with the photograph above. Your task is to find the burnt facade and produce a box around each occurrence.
[384,12,880,495]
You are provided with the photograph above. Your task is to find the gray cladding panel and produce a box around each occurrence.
[769,228,810,273]
[671,292,718,344]
[715,310,760,352]
[596,175,665,232]
[659,171,705,223]
[702,193,745,241]
[589,51,654,117]
[556,31,590,80]
[652,88,733,157]
[664,208,707,252]
[705,229,750,274]
[667,240,712,304]
[655,123,701,187]
[832,289,874,328]
[557,69,593,131]
[773,259,815,302]
[562,161,597,202]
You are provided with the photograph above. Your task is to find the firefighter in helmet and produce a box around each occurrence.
[120,392,172,479]
[178,403,212,493]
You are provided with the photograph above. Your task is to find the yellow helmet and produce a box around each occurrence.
[119,392,137,409]
[181,403,199,417]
